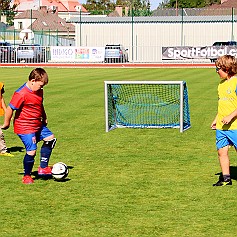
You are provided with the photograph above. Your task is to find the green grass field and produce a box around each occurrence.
[0,67,237,237]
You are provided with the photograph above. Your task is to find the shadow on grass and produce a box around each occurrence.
[215,166,237,180]
[18,166,74,182]
[8,146,25,153]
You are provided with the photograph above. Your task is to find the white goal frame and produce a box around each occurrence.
[104,81,190,133]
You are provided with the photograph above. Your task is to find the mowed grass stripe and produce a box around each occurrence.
[0,67,237,237]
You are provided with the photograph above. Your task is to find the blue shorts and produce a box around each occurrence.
[216,129,237,150]
[17,126,53,152]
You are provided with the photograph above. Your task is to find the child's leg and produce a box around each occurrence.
[23,151,36,176]
[0,128,7,153]
[214,130,233,186]
[18,133,37,176]
[40,136,57,168]
[218,146,230,176]
[39,126,56,169]
[213,146,232,186]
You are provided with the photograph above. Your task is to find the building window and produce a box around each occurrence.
[18,22,23,29]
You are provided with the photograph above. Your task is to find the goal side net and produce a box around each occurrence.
[104,81,191,133]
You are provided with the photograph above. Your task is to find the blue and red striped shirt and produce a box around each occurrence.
[9,83,45,134]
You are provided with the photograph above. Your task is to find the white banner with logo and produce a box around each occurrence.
[50,46,105,62]
[162,46,237,60]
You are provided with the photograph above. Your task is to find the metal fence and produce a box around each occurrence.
[0,45,50,63]
[73,16,237,63]
[69,7,237,63]
[0,29,75,47]
[1,7,237,64]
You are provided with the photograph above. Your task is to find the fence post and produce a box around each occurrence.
[57,29,58,46]
[131,8,134,63]
[30,9,34,44]
[231,7,234,41]
[48,29,51,46]
[80,8,82,46]
[181,8,184,46]
[14,29,16,46]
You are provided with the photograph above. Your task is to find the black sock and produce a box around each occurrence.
[223,174,231,181]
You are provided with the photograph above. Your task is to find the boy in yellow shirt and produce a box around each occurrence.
[0,82,14,157]
[211,55,237,186]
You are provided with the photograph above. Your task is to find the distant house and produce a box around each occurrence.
[12,0,88,21]
[152,0,237,16]
[211,0,237,8]
[197,0,237,16]
[9,6,75,40]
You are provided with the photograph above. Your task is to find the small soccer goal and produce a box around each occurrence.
[104,81,191,133]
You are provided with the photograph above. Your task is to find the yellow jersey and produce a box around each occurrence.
[217,76,237,130]
[0,82,4,116]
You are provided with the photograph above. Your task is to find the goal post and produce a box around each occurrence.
[104,81,191,133]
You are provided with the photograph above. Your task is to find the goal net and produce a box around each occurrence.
[104,81,191,133]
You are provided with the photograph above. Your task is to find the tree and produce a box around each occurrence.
[117,0,151,16]
[83,0,152,16]
[83,0,116,15]
[159,0,221,8]
[0,0,10,9]
[0,0,17,25]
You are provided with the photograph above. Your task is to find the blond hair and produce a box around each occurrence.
[215,55,237,77]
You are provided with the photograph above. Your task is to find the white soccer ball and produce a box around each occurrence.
[51,162,69,180]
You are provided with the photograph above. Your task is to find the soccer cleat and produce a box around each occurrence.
[22,175,34,184]
[213,179,232,186]
[38,166,52,176]
[0,152,14,157]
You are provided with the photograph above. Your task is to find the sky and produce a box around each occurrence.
[79,0,163,11]
[149,0,163,10]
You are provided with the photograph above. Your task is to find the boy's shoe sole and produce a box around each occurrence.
[0,152,14,157]
[213,180,232,186]
[22,175,34,184]
[38,166,52,176]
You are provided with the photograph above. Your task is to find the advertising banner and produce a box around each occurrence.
[50,46,105,62]
[162,46,237,60]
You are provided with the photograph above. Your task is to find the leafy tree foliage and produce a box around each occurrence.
[83,0,151,16]
[160,0,221,8]
[82,0,221,15]
[83,0,115,15]
[0,0,17,25]
[0,0,10,9]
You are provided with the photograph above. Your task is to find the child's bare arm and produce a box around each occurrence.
[1,97,7,112]
[211,114,218,129]
[1,106,13,130]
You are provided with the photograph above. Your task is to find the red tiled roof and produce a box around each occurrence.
[221,0,237,7]
[15,9,75,32]
[209,0,237,8]
[13,0,87,13]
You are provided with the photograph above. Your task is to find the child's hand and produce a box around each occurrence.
[222,116,232,125]
[211,119,217,130]
[211,122,216,130]
[1,124,9,130]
